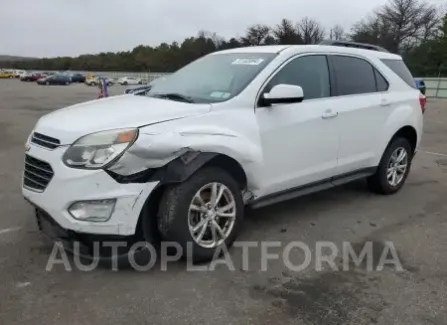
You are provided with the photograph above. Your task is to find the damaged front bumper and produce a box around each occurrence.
[32,206,139,258]
[22,144,159,236]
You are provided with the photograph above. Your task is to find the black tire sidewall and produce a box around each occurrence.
[376,137,413,194]
[157,167,244,262]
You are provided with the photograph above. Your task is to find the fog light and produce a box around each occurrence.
[68,199,116,222]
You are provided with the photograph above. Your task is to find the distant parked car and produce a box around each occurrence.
[37,74,72,85]
[70,73,86,83]
[118,76,142,85]
[0,71,14,79]
[21,72,45,81]
[62,72,86,83]
[414,78,426,95]
[14,70,26,78]
[85,75,114,86]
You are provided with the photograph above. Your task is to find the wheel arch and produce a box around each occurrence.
[130,151,249,189]
[375,124,418,167]
[133,152,248,242]
[391,125,418,153]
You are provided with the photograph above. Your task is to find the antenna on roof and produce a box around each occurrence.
[319,40,390,53]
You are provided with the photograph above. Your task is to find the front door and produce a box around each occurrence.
[256,54,340,196]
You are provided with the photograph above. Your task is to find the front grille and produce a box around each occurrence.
[23,155,54,192]
[31,132,60,150]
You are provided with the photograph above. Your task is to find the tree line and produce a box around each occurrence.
[2,0,447,76]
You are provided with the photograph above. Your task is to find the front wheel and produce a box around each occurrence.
[157,167,244,262]
[367,137,413,195]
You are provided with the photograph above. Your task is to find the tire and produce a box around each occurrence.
[157,167,244,263]
[367,137,413,195]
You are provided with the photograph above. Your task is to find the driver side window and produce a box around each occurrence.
[265,55,331,100]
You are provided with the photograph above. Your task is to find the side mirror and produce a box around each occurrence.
[262,84,304,105]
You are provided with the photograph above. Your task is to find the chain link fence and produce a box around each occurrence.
[419,77,447,98]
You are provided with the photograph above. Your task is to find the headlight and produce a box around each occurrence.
[62,128,138,169]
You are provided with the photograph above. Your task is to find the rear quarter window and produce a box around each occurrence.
[381,59,416,88]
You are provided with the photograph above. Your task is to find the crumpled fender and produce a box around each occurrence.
[107,126,263,189]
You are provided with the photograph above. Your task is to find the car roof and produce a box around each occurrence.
[213,44,402,60]
[212,45,289,54]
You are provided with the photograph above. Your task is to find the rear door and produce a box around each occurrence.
[327,54,390,175]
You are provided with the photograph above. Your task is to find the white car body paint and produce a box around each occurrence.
[22,44,423,236]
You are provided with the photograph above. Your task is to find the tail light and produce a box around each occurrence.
[419,94,426,114]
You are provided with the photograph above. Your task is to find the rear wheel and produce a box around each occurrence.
[367,137,412,194]
[157,167,244,262]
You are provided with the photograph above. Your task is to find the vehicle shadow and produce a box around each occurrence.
[243,179,369,230]
[65,179,372,273]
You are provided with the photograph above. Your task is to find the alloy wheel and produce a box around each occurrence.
[387,147,408,186]
[188,182,236,248]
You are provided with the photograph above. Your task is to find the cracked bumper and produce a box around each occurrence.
[22,144,159,236]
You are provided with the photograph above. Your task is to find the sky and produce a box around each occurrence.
[0,0,444,58]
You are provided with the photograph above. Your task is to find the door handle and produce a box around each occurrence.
[322,109,338,119]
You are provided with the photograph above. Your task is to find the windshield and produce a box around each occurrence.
[147,52,276,103]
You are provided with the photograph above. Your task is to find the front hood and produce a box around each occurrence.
[34,95,211,144]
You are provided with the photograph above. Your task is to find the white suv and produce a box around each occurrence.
[22,42,425,261]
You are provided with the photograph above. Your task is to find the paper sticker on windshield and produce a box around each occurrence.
[210,91,231,98]
[232,58,264,65]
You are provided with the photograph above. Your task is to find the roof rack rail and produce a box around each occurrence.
[319,40,390,53]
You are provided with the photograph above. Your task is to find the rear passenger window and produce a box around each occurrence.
[331,56,377,96]
[375,70,389,91]
[265,55,330,100]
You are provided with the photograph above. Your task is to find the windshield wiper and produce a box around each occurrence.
[150,93,195,103]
